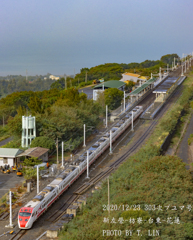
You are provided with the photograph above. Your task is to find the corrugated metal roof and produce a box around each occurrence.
[153,77,178,93]
[0,148,24,158]
[123,73,140,77]
[17,147,49,158]
[129,78,156,95]
[94,80,125,89]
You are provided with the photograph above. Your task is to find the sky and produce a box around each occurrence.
[0,0,193,76]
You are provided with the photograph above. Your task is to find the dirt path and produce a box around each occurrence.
[176,112,193,170]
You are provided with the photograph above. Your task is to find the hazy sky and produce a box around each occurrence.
[0,0,192,76]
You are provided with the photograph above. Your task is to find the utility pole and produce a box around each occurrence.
[85,71,87,83]
[26,69,28,81]
[65,76,67,90]
[108,177,110,216]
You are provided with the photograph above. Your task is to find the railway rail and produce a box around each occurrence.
[9,230,27,240]
[1,65,188,240]
[44,78,184,229]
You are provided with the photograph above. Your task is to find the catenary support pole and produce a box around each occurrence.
[108,177,110,216]
[57,138,58,165]
[124,91,126,112]
[131,111,134,131]
[109,130,113,155]
[86,150,90,179]
[9,191,13,227]
[37,166,39,194]
[62,141,64,167]
[159,67,161,82]
[106,105,108,128]
[181,64,184,76]
[83,124,86,147]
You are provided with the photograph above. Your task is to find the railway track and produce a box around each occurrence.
[46,194,79,222]
[74,80,184,195]
[9,230,27,240]
[6,67,187,240]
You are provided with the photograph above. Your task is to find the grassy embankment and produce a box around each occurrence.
[59,71,193,240]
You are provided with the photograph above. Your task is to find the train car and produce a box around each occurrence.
[18,106,143,229]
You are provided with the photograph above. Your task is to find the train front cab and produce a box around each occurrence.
[18,207,33,229]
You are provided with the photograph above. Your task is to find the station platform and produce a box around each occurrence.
[141,76,186,119]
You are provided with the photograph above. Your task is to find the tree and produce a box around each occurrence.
[28,95,45,114]
[23,157,42,167]
[160,54,179,65]
[96,91,105,109]
[30,136,56,151]
[104,88,124,110]
[124,81,135,92]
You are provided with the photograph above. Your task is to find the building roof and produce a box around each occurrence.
[123,73,140,78]
[139,76,148,80]
[17,147,49,158]
[93,80,125,89]
[0,148,24,158]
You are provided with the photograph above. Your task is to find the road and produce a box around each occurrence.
[0,137,12,147]
[78,86,93,99]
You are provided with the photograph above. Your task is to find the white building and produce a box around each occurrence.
[120,73,148,85]
[0,148,23,167]
[49,75,60,80]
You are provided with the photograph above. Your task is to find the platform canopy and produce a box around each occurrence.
[128,77,156,96]
[153,77,178,94]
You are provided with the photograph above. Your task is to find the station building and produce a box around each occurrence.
[0,148,24,167]
[120,72,148,86]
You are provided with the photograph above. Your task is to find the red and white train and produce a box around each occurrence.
[18,106,143,229]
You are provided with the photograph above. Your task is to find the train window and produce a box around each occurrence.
[19,212,31,217]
